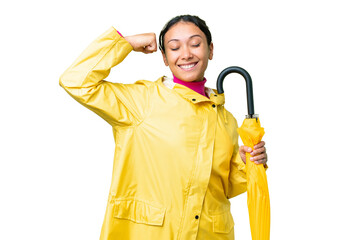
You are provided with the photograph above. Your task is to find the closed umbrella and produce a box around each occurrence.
[217,67,270,240]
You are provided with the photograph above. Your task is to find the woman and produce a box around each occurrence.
[60,15,267,240]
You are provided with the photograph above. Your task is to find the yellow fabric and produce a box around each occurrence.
[238,118,270,240]
[60,27,247,240]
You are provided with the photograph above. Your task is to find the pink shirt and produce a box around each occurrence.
[173,75,208,98]
[116,30,124,38]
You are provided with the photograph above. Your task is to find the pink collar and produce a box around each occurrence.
[173,75,208,98]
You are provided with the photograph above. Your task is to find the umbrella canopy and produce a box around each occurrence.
[217,67,270,240]
[238,118,269,240]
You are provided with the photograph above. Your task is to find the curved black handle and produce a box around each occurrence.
[216,66,255,117]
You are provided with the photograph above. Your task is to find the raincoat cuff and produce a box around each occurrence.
[110,27,133,52]
[113,27,133,52]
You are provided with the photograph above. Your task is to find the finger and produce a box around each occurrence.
[144,44,157,54]
[145,43,157,52]
[254,141,265,149]
[149,41,157,51]
[254,155,267,164]
[255,158,267,165]
[143,47,152,54]
[143,47,153,54]
[251,146,266,156]
[250,153,267,162]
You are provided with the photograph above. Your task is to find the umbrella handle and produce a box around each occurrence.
[216,66,256,118]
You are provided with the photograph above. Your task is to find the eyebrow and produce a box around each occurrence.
[167,34,203,44]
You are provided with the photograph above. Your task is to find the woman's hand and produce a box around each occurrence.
[239,141,267,166]
[124,33,157,54]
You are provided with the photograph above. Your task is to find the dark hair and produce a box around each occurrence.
[159,15,212,53]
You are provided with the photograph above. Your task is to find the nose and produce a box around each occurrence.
[180,46,193,60]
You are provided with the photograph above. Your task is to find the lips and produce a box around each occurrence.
[178,62,198,70]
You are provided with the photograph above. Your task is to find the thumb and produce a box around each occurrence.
[240,145,252,153]
[143,43,157,54]
[246,146,253,153]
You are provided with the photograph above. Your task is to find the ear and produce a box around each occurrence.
[162,50,169,66]
[208,42,214,60]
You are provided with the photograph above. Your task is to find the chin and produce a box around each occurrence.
[178,74,203,82]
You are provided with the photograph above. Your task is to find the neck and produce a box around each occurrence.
[173,75,208,98]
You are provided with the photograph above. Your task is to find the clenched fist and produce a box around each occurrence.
[124,33,157,54]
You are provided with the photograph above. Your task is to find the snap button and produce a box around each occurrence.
[212,104,216,108]
[192,99,196,101]
[195,215,199,219]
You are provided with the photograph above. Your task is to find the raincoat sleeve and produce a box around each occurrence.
[59,27,149,126]
[227,139,247,199]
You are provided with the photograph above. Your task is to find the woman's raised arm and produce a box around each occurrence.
[59,27,156,126]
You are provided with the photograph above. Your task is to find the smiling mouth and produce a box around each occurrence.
[178,62,198,70]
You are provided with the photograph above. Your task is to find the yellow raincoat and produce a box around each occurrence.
[60,27,247,240]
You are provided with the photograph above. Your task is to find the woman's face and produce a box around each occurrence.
[162,21,213,82]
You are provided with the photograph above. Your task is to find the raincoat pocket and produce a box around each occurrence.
[113,198,166,226]
[211,209,235,233]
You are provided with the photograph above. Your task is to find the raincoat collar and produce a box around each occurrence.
[157,76,225,106]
